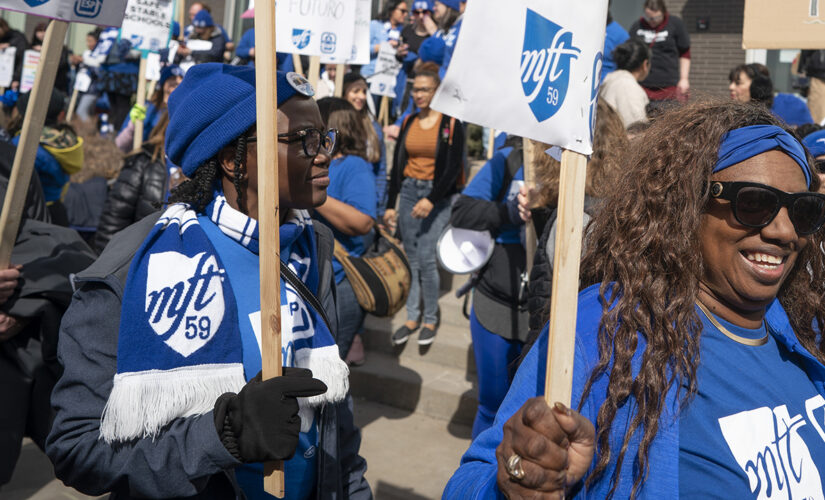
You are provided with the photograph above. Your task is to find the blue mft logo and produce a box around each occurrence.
[292,29,312,50]
[24,0,50,6]
[74,0,102,18]
[520,9,581,122]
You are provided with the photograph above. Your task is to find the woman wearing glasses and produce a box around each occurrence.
[384,62,464,346]
[445,100,825,498]
[362,0,408,78]
[46,64,371,499]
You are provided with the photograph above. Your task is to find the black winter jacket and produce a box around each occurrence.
[387,112,464,208]
[92,149,166,253]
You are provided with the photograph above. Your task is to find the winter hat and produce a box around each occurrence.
[171,20,180,39]
[192,9,214,28]
[418,36,446,65]
[438,0,461,11]
[412,0,434,11]
[166,64,314,176]
[157,65,184,90]
[804,129,825,158]
[772,93,815,127]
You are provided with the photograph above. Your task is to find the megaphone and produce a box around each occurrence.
[437,225,495,274]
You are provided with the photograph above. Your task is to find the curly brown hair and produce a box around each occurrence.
[577,98,825,498]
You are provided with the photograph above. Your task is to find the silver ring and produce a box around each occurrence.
[506,453,525,480]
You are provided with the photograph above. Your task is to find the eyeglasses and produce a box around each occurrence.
[413,9,428,15]
[248,128,337,157]
[709,181,825,235]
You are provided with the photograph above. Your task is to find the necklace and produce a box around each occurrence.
[695,301,769,347]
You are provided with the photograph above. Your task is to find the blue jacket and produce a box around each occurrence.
[46,214,372,499]
[444,284,825,498]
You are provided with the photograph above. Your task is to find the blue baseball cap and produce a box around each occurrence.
[192,9,214,28]
[804,129,825,159]
[166,64,315,176]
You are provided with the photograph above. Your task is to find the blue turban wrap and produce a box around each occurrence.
[715,125,812,188]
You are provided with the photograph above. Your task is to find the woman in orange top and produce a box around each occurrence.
[384,62,465,346]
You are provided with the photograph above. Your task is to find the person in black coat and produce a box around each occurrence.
[0,18,29,90]
[92,112,170,253]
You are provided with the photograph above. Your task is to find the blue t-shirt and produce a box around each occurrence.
[460,147,524,244]
[315,155,377,283]
[200,216,318,500]
[679,307,825,498]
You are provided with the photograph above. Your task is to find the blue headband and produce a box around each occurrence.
[715,125,812,188]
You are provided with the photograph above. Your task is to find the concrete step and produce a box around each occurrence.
[349,350,478,428]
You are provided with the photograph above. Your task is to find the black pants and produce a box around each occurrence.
[107,92,133,131]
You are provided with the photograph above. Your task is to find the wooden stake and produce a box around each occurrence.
[178,0,186,40]
[255,1,285,497]
[523,138,536,274]
[66,87,79,123]
[292,53,304,75]
[544,150,588,407]
[133,56,148,152]
[333,63,344,97]
[486,128,495,160]
[0,20,68,268]
[308,56,320,89]
[379,96,389,127]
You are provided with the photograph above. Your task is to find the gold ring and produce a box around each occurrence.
[506,453,525,480]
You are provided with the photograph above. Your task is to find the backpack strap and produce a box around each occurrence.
[495,144,524,202]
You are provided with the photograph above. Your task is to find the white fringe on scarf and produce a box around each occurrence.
[100,363,245,443]
[295,344,350,432]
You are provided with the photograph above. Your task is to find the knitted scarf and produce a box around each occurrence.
[101,196,348,442]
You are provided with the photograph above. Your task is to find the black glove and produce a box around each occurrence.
[213,367,327,463]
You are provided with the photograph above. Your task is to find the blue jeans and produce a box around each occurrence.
[470,307,523,439]
[398,177,451,325]
[334,276,365,359]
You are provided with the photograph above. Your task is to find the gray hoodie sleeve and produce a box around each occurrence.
[45,282,240,498]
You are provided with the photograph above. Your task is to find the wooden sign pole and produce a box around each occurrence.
[333,63,344,97]
[178,0,186,39]
[66,87,80,123]
[133,56,148,151]
[254,1,285,497]
[487,128,495,160]
[379,96,389,127]
[522,138,536,274]
[544,150,588,406]
[292,53,304,75]
[308,56,321,89]
[0,20,68,267]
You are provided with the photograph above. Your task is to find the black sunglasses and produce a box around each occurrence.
[709,181,825,235]
[249,128,338,157]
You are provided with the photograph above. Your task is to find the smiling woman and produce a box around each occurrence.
[444,99,825,499]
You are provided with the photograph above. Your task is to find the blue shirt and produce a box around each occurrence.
[362,20,401,77]
[315,155,376,283]
[602,21,630,83]
[199,215,318,500]
[461,147,524,244]
[679,308,825,498]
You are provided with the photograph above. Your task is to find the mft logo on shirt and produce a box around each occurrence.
[719,396,825,500]
[520,8,581,123]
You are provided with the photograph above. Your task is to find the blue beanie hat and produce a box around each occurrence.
[171,20,180,39]
[804,129,825,159]
[412,0,434,11]
[438,0,461,11]
[157,65,184,90]
[166,63,314,176]
[192,9,214,28]
[418,36,446,65]
[771,93,814,127]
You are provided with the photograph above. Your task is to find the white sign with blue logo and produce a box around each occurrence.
[119,0,174,55]
[276,0,356,61]
[0,0,129,27]
[320,0,371,65]
[431,0,608,155]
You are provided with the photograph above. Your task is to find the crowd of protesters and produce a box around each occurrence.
[4,0,825,497]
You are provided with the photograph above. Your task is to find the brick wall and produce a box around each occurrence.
[671,0,747,97]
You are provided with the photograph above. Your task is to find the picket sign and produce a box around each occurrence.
[308,56,321,89]
[66,88,79,122]
[334,64,344,97]
[430,0,608,407]
[0,20,68,267]
[178,0,186,39]
[133,56,149,151]
[254,0,285,496]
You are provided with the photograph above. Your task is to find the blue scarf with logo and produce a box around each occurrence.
[100,196,348,442]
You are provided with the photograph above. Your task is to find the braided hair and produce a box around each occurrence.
[168,134,249,213]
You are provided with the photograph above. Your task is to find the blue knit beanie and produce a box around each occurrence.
[418,36,446,65]
[438,0,461,11]
[804,129,825,159]
[412,0,434,11]
[166,64,314,176]
[192,9,214,28]
[157,65,184,91]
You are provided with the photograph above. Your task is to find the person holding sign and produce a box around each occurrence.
[176,10,226,66]
[115,65,183,153]
[46,65,371,499]
[362,0,408,77]
[0,18,28,91]
[445,100,825,498]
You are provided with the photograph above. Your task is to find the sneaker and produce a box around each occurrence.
[345,334,366,366]
[392,325,415,345]
[418,326,437,345]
